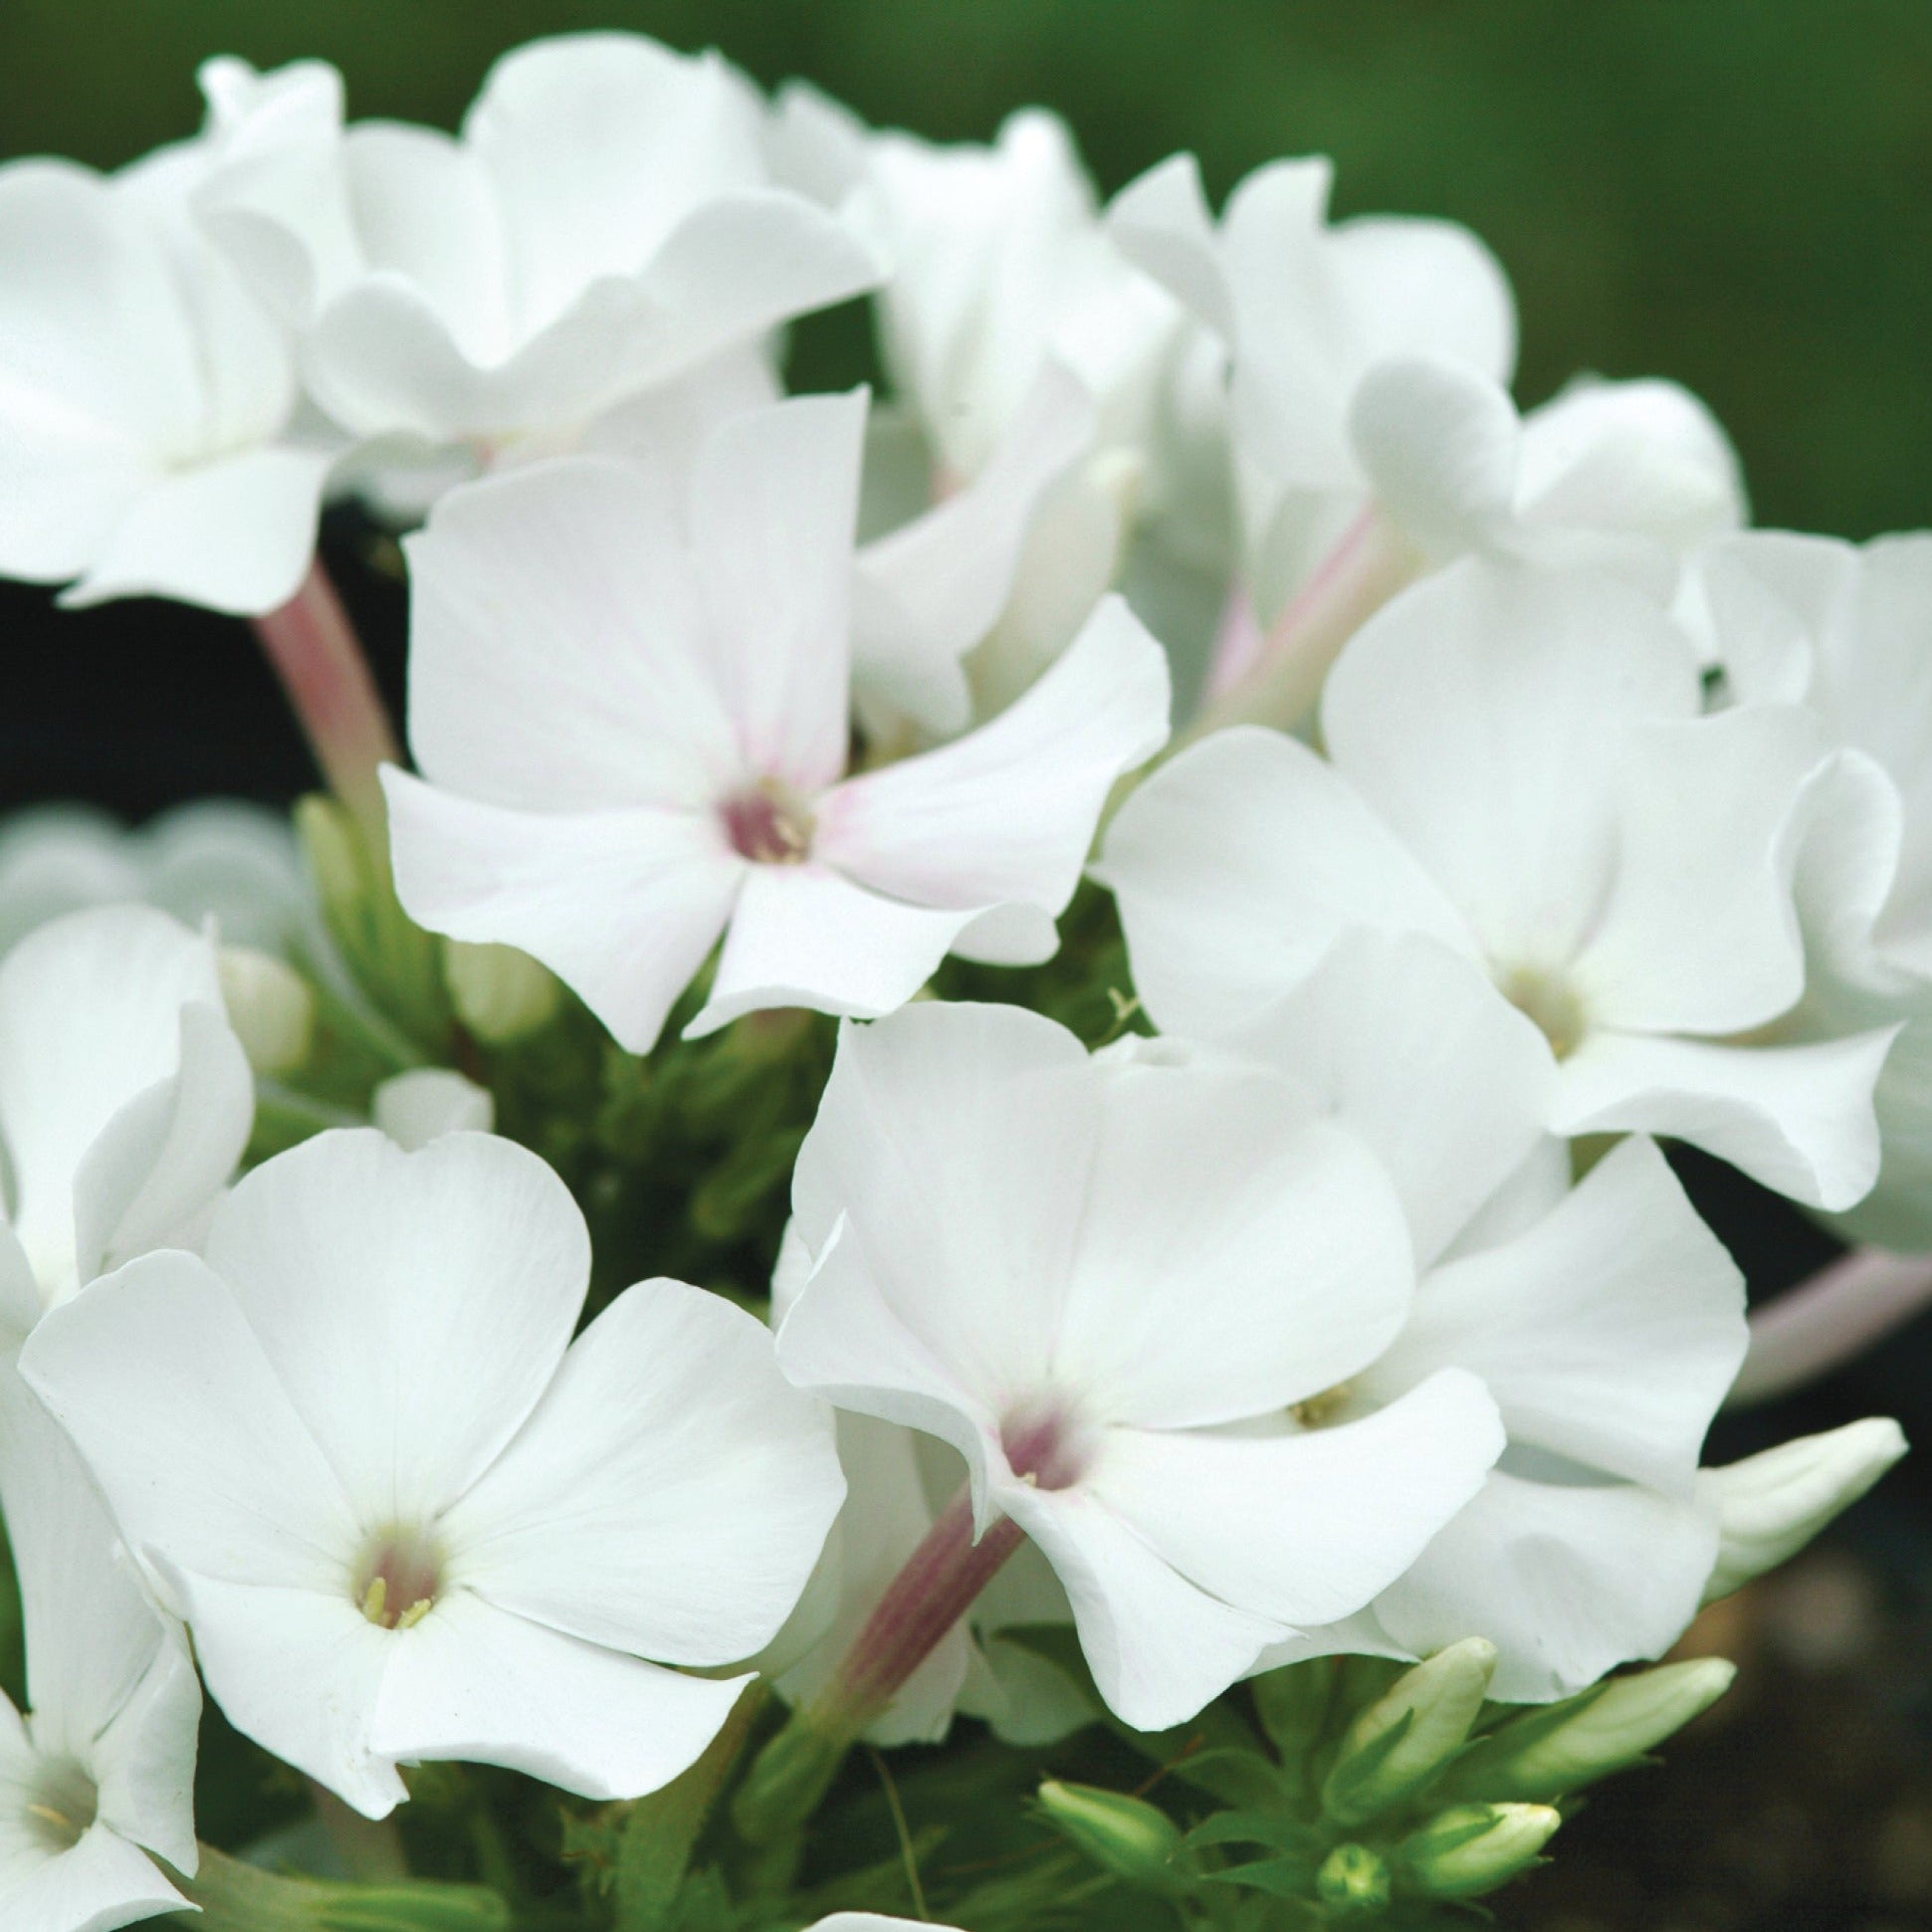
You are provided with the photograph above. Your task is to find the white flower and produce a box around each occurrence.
[1099,556,1897,1208]
[0,800,307,959]
[768,1222,1087,1747]
[0,77,336,615]
[1180,930,1749,1700]
[0,1377,201,1931]
[385,392,1171,1053]
[1109,154,1738,634]
[1685,531,1932,1246]
[774,1000,1506,1731]
[0,905,253,1331]
[371,1067,495,1150]
[20,1127,845,1819]
[198,38,878,464]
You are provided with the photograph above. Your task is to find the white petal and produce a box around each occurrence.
[687,865,982,1038]
[374,1591,748,1801]
[19,1248,360,1591]
[371,1069,494,1150]
[1106,152,1235,341]
[203,1128,589,1526]
[1086,1369,1504,1628]
[168,1570,405,1819]
[1002,1480,1287,1732]
[1053,1058,1413,1427]
[1320,557,1701,967]
[0,906,231,1300]
[820,594,1169,930]
[1327,210,1517,384]
[1553,1025,1896,1210]
[1097,725,1469,1038]
[384,770,742,1055]
[1365,1138,1745,1493]
[447,1278,842,1667]
[89,1630,201,1878]
[1372,1471,1720,1702]
[61,445,329,619]
[690,391,866,792]
[0,1820,187,1932]
[853,361,1098,740]
[1221,930,1554,1266]
[402,456,734,812]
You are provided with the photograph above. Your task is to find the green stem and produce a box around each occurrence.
[168,1842,509,1929]
[309,1778,409,1881]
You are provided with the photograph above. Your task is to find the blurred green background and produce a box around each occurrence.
[1,0,1928,538]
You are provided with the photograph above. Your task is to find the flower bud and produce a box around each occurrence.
[1315,1842,1392,1916]
[218,944,315,1074]
[443,940,560,1044]
[1035,1779,1184,1889]
[296,793,363,922]
[179,1842,510,1930]
[1396,1802,1560,1900]
[373,1069,495,1151]
[1439,1657,1735,1804]
[1700,1417,1907,1605]
[1321,1637,1497,1825]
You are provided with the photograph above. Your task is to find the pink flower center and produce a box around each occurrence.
[999,1398,1091,1492]
[353,1525,445,1630]
[721,778,816,865]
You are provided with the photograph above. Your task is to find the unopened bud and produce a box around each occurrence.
[1315,1842,1391,1916]
[1396,1802,1559,1900]
[218,945,315,1074]
[1035,1779,1184,1889]
[443,940,560,1044]
[1321,1637,1497,1825]
[1700,1417,1907,1605]
[373,1069,495,1151]
[295,793,363,919]
[1440,1657,1735,1804]
[178,1841,510,1930]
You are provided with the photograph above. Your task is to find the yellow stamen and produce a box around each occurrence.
[360,1576,389,1625]
[396,1598,433,1631]
[24,1803,72,1831]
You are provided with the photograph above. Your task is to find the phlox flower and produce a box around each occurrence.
[197,38,878,469]
[773,1000,1507,1731]
[0,1388,201,1931]
[1684,531,1932,1248]
[1108,154,1740,695]
[0,72,339,615]
[0,905,253,1334]
[384,391,1172,1053]
[1100,556,1898,1209]
[1158,929,1752,1699]
[21,1128,845,1819]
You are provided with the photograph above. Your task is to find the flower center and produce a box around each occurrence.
[721,778,816,865]
[353,1524,445,1631]
[1290,1380,1357,1428]
[22,1757,97,1851]
[999,1397,1092,1492]
[1497,964,1588,1060]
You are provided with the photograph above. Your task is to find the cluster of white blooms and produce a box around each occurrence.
[0,29,1920,1930]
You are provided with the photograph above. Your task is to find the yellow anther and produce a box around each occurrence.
[396,1598,434,1631]
[360,1576,389,1625]
[24,1803,72,1831]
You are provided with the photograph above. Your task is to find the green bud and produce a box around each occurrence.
[218,945,316,1075]
[730,1712,849,1846]
[442,940,561,1044]
[1249,1657,1335,1765]
[1396,1802,1560,1899]
[296,793,364,920]
[1315,1841,1392,1916]
[1035,1780,1184,1889]
[178,1843,510,1930]
[1440,1657,1735,1804]
[1701,1417,1907,1605]
[1321,1637,1497,1825]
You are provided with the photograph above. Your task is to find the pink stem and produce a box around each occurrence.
[251,559,400,840]
[1180,508,1414,747]
[1728,1246,1932,1406]
[823,1486,1025,1729]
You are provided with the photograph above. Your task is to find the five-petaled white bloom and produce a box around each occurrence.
[1687,530,1932,1248]
[384,391,1172,1053]
[0,69,337,615]
[197,36,879,472]
[1100,556,1898,1209]
[773,1000,1507,1731]
[0,1383,202,1931]
[0,905,253,1336]
[1160,930,1750,1700]
[1108,152,1740,679]
[21,1128,845,1818]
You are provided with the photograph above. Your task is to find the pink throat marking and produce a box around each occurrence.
[721,779,815,864]
[999,1401,1087,1491]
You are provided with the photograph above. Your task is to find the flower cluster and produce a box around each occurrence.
[0,30,1918,1932]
